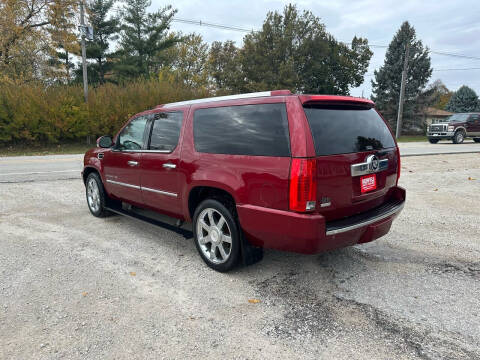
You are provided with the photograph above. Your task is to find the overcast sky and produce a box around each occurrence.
[150,0,480,97]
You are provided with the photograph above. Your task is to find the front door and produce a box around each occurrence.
[467,114,480,136]
[140,111,184,217]
[103,115,148,206]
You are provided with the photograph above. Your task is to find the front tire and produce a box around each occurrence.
[193,199,241,272]
[85,172,110,217]
[452,131,465,144]
[428,139,439,144]
[474,138,480,143]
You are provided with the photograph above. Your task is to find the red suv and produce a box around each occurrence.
[83,90,405,271]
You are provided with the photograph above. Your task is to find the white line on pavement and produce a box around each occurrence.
[0,169,79,176]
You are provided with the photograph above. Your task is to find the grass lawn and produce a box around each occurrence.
[0,142,93,157]
[396,136,427,142]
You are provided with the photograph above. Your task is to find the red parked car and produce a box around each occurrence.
[82,90,405,272]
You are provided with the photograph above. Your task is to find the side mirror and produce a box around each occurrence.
[97,135,113,148]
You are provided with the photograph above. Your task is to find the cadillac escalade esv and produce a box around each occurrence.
[82,90,405,272]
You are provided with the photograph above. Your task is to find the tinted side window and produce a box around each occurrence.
[193,103,290,156]
[117,116,148,150]
[149,112,183,151]
[304,105,396,156]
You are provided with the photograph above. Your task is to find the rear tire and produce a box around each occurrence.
[193,199,241,272]
[474,138,480,143]
[85,172,111,218]
[428,139,439,144]
[452,130,465,144]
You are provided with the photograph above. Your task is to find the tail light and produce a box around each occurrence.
[396,146,401,184]
[289,158,317,212]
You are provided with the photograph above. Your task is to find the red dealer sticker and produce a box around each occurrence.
[360,174,377,193]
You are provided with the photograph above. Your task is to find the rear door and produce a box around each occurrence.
[302,103,399,221]
[140,111,184,217]
[103,115,148,206]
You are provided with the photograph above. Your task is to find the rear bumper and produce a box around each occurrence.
[236,186,406,254]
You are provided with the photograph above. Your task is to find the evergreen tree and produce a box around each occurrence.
[372,21,432,129]
[86,0,120,84]
[239,4,372,94]
[445,85,479,113]
[116,0,179,80]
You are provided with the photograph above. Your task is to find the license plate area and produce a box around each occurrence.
[360,174,377,193]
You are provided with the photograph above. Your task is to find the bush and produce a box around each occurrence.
[0,78,210,145]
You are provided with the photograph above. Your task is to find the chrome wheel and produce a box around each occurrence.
[455,132,464,143]
[87,178,101,213]
[196,208,232,264]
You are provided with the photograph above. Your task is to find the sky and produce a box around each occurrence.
[150,0,480,97]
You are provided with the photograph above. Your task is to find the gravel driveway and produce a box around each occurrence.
[1,153,479,359]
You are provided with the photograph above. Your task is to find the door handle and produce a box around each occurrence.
[163,163,176,169]
[127,160,139,167]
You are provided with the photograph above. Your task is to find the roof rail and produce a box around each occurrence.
[159,90,292,108]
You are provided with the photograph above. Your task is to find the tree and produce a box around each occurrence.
[372,21,432,129]
[86,0,120,84]
[239,4,372,94]
[47,1,80,83]
[428,80,452,110]
[163,33,209,88]
[207,40,243,93]
[0,0,78,80]
[445,85,479,113]
[415,80,451,111]
[115,0,179,80]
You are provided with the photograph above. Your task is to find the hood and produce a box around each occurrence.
[448,121,466,126]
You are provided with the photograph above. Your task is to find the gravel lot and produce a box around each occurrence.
[1,153,479,360]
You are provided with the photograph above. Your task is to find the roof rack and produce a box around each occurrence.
[159,90,292,108]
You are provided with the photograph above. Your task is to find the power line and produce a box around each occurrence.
[433,67,480,72]
[430,51,480,61]
[365,67,480,76]
[172,17,480,61]
[172,18,253,33]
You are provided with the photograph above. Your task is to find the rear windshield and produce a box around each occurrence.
[303,104,396,156]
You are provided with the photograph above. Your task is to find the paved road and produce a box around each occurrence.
[0,154,84,183]
[399,140,480,156]
[1,140,480,183]
[1,154,479,359]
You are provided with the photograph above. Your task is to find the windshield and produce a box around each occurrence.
[446,114,470,122]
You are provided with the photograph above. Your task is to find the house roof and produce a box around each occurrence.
[425,107,453,117]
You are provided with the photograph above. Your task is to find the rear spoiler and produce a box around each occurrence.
[299,95,375,108]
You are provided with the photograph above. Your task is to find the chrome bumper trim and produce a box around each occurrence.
[428,131,454,137]
[326,200,405,235]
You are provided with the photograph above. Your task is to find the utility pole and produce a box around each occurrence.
[396,43,410,138]
[79,0,88,103]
